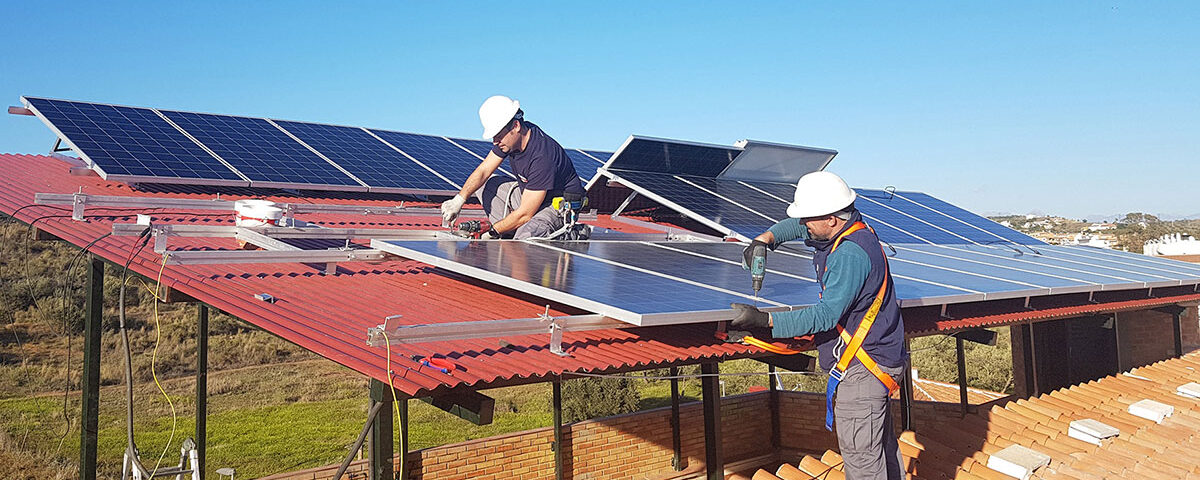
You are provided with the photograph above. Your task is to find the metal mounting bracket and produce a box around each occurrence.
[366,315,405,347]
[539,306,571,357]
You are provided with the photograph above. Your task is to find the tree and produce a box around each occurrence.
[560,375,640,423]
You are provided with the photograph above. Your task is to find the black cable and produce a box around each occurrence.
[53,231,112,451]
[119,229,153,477]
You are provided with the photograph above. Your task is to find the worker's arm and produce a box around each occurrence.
[441,152,504,226]
[457,151,504,200]
[491,188,547,233]
[758,218,810,247]
[769,242,871,338]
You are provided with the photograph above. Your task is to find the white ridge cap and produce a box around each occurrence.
[986,444,1051,480]
[1128,399,1174,424]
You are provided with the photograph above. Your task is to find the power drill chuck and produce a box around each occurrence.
[750,244,767,293]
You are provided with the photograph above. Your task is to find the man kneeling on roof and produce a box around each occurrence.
[440,95,588,240]
[733,171,906,480]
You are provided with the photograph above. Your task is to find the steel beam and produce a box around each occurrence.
[900,338,913,431]
[553,378,564,480]
[398,397,409,480]
[368,380,394,480]
[164,249,388,265]
[196,305,208,479]
[80,255,103,480]
[956,336,969,417]
[701,362,722,480]
[670,366,682,471]
[768,365,780,449]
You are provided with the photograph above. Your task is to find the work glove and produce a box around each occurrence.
[730,303,770,330]
[441,194,466,227]
[741,239,770,270]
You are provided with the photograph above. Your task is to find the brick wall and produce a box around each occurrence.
[262,393,773,480]
[777,390,977,456]
[1117,308,1181,371]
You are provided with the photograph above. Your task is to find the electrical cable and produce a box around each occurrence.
[54,231,113,451]
[146,256,177,477]
[118,229,153,478]
[381,330,402,449]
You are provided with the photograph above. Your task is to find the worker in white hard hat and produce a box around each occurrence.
[732,171,907,480]
[440,95,587,240]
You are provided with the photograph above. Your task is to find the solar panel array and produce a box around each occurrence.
[373,238,1200,325]
[596,136,1042,245]
[23,97,613,194]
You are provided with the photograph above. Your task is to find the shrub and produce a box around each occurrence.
[560,376,640,423]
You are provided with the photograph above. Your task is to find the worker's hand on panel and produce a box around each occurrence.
[479,227,500,240]
[441,194,466,227]
[741,239,770,270]
[730,303,770,329]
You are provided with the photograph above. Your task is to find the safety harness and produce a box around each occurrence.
[822,221,900,431]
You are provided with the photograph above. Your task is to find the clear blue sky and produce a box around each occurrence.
[2,2,1197,219]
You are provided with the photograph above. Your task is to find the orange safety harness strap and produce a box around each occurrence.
[824,222,899,431]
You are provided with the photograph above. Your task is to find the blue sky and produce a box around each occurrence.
[2,2,1197,219]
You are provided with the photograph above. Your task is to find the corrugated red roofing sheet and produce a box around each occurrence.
[3,153,1197,397]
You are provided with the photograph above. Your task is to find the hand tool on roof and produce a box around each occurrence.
[742,240,769,306]
[454,219,494,239]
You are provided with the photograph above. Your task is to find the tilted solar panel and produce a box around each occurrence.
[160,110,362,190]
[565,149,603,182]
[271,120,457,194]
[22,97,245,184]
[373,238,1200,325]
[581,150,614,164]
[608,136,739,176]
[369,130,489,186]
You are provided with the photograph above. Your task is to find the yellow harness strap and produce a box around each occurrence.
[830,222,899,394]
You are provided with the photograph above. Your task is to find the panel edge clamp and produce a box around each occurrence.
[538,306,570,357]
[366,314,405,347]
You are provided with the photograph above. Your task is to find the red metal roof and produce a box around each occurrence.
[3,153,1198,397]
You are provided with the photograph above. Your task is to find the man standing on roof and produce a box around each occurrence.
[732,171,906,480]
[439,95,587,240]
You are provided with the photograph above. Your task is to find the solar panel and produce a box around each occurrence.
[607,171,780,238]
[271,120,457,194]
[581,150,614,163]
[160,110,363,190]
[22,97,245,184]
[376,237,1200,325]
[608,136,739,176]
[369,130,492,186]
[565,149,603,182]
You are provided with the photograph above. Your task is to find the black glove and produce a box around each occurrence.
[741,239,770,270]
[730,303,770,329]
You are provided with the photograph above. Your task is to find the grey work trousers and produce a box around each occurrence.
[477,176,565,240]
[834,362,906,480]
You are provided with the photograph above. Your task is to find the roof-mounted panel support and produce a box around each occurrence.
[366,314,627,346]
[8,106,33,116]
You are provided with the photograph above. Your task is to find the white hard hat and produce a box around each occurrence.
[786,171,857,218]
[479,95,521,139]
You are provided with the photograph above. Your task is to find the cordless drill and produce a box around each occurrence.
[749,243,767,296]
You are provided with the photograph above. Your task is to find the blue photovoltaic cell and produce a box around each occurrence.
[370,130,485,185]
[612,171,778,237]
[271,120,455,192]
[1037,246,1200,279]
[565,149,603,181]
[608,137,739,176]
[582,150,614,164]
[854,190,972,244]
[726,180,929,244]
[449,137,494,159]
[161,111,359,187]
[924,244,1178,285]
[379,239,753,319]
[891,191,1043,245]
[24,97,242,181]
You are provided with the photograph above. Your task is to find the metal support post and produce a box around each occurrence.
[553,378,564,480]
[196,305,209,479]
[1173,310,1184,357]
[398,396,409,480]
[80,255,103,480]
[900,339,914,431]
[956,336,969,417]
[670,366,682,471]
[768,365,780,449]
[701,362,723,480]
[368,379,394,480]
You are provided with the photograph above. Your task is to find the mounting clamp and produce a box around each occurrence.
[366,314,405,347]
[538,306,570,357]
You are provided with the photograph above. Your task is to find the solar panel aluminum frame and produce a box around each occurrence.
[20,96,253,187]
[598,168,745,240]
[717,139,838,184]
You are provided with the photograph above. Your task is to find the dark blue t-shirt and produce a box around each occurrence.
[491,122,584,197]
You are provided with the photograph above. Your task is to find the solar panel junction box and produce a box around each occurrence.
[985,444,1051,480]
[1067,419,1119,445]
[1177,382,1200,399]
[1127,399,1173,424]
